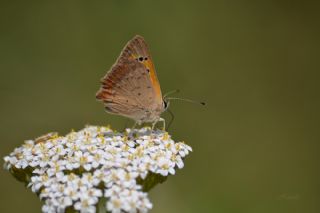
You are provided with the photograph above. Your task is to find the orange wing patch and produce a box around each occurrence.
[142,59,162,100]
[129,50,162,103]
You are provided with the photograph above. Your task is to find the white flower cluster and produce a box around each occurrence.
[3,126,192,213]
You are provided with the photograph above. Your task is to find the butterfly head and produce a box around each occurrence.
[163,98,170,111]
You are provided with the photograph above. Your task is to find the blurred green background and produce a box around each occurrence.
[1,1,319,212]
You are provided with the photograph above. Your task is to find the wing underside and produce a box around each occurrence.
[96,35,163,121]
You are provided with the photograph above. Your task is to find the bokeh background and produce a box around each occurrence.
[1,1,319,212]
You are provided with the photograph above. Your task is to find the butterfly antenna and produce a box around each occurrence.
[163,89,180,99]
[166,108,175,131]
[166,97,206,106]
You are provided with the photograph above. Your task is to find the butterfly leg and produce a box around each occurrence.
[151,121,157,131]
[151,118,165,131]
[122,119,130,132]
[159,118,166,131]
[132,121,141,130]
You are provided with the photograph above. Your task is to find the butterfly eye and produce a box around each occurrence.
[163,100,169,110]
[138,57,144,62]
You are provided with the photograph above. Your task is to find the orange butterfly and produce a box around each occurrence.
[96,35,168,129]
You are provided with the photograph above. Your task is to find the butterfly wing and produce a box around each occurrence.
[96,35,164,122]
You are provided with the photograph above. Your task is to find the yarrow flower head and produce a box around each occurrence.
[3,125,192,213]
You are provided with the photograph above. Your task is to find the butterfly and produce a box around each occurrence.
[96,35,168,130]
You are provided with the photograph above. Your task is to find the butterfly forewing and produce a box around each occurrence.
[96,35,164,122]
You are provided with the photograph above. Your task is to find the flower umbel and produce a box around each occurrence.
[3,126,192,213]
